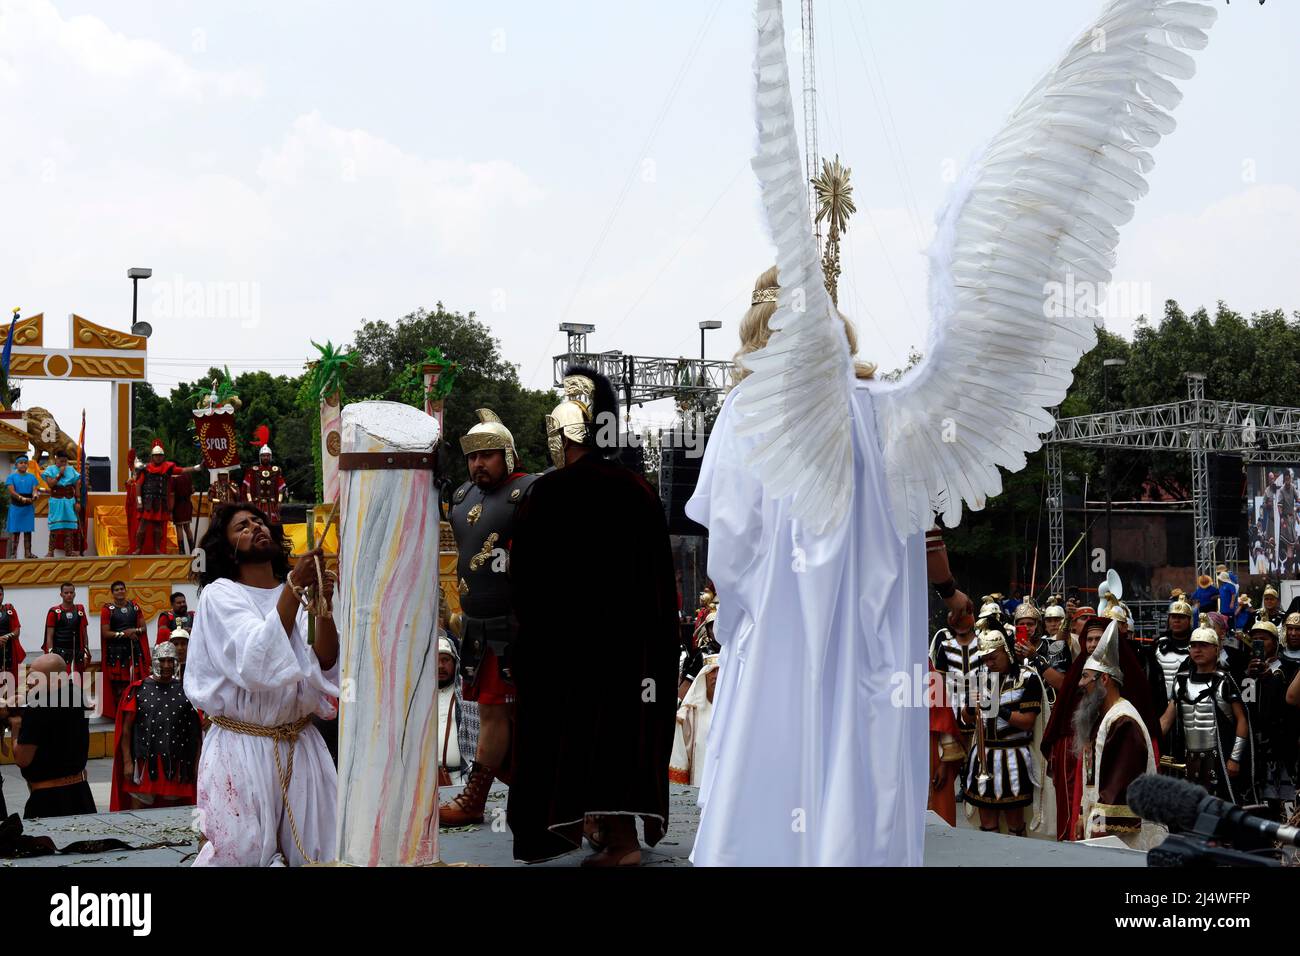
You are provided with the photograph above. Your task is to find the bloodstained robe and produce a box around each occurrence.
[1041,636,1161,841]
[184,578,339,866]
[110,676,202,810]
[507,452,679,863]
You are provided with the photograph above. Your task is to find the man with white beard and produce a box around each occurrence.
[185,504,339,866]
[1074,622,1163,849]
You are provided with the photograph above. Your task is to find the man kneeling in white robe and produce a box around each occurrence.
[185,503,339,866]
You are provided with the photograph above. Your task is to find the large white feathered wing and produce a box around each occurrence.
[873,0,1217,536]
[731,0,854,536]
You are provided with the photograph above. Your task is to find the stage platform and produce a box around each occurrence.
[1,778,1148,868]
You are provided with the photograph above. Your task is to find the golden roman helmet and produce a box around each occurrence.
[1013,601,1041,622]
[545,373,597,469]
[460,408,517,473]
[1250,619,1279,642]
[1264,586,1280,599]
[978,628,1009,655]
[1285,612,1300,628]
[1168,598,1193,618]
[1043,601,1067,621]
[976,601,1002,624]
[1190,626,1220,647]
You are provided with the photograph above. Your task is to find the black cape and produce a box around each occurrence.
[506,453,679,862]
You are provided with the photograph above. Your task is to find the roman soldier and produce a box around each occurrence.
[124,455,144,548]
[1256,585,1284,628]
[43,583,89,674]
[678,605,720,703]
[135,442,177,554]
[1013,600,1068,699]
[1243,619,1297,816]
[208,469,241,508]
[157,592,195,645]
[439,408,539,826]
[1160,626,1255,805]
[99,580,151,721]
[109,640,202,811]
[930,600,977,764]
[962,627,1045,836]
[1075,622,1165,849]
[1154,595,1195,699]
[0,586,23,695]
[243,439,287,523]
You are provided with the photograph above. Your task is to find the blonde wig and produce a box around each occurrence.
[732,265,875,386]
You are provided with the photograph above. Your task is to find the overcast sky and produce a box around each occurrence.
[1,0,1293,455]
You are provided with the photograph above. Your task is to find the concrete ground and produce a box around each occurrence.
[1,766,1146,867]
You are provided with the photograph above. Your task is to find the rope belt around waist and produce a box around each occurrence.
[209,713,317,863]
[29,770,87,791]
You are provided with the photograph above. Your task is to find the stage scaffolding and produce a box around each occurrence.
[1044,372,1300,593]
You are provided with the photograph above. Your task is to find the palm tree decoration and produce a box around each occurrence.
[811,155,856,307]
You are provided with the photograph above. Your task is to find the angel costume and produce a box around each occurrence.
[184,578,339,866]
[687,0,1215,867]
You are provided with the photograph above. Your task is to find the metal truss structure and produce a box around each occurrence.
[1045,372,1300,590]
[553,351,735,409]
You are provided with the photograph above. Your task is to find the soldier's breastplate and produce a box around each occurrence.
[52,610,80,648]
[141,472,168,502]
[1179,680,1221,753]
[449,477,535,618]
[109,604,138,633]
[134,682,190,758]
[1158,644,1188,695]
[255,469,276,500]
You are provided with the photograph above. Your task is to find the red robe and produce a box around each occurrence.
[927,665,964,827]
[0,603,23,689]
[109,677,200,811]
[99,602,151,721]
[125,473,142,547]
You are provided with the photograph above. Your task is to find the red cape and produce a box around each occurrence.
[109,679,144,812]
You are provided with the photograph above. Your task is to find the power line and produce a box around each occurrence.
[607,160,749,340]
[842,3,928,249]
[554,0,723,329]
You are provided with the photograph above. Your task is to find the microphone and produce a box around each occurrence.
[1128,773,1300,848]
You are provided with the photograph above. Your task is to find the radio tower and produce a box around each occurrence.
[800,0,820,250]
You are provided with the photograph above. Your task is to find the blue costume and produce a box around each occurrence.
[5,466,38,533]
[41,464,81,531]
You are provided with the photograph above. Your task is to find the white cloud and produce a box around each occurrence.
[0,0,261,101]
[1111,184,1300,332]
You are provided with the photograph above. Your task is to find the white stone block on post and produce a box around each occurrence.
[335,400,441,866]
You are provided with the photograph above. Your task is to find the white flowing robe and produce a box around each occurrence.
[184,578,339,866]
[685,379,928,866]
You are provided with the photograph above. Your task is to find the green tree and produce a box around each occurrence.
[343,305,557,479]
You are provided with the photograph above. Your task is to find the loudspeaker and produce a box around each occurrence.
[1210,455,1244,537]
[660,443,706,536]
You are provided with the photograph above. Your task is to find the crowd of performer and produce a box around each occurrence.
[2,437,287,559]
[922,569,1300,850]
[0,583,202,823]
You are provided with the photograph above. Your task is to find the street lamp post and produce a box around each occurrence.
[698,320,722,361]
[1102,358,1127,567]
[128,267,153,337]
